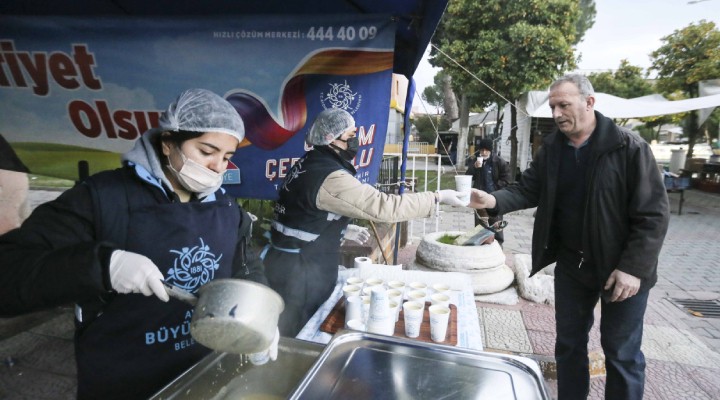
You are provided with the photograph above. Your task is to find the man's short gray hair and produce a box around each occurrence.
[550,74,595,99]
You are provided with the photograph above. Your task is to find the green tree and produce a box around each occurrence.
[430,0,583,180]
[422,85,443,115]
[575,0,597,45]
[413,114,450,143]
[588,59,653,99]
[587,59,654,126]
[650,20,720,158]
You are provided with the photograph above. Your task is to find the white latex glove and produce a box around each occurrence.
[437,189,469,207]
[109,250,169,302]
[249,327,280,366]
[343,224,371,244]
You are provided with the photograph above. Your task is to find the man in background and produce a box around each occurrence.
[465,138,510,244]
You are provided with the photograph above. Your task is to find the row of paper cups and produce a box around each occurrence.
[344,285,451,342]
[343,277,452,304]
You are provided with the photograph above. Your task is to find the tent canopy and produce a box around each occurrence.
[523,84,720,124]
[1,0,447,79]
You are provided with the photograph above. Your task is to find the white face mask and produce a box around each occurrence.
[167,149,224,195]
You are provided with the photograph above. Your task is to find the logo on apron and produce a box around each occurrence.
[165,238,223,292]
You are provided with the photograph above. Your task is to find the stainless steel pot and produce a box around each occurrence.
[164,279,284,354]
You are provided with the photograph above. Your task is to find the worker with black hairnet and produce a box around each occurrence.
[0,89,276,399]
[264,107,469,336]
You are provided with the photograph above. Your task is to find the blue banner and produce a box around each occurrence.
[0,15,395,199]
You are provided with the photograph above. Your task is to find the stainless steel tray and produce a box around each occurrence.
[289,330,550,400]
[150,337,323,400]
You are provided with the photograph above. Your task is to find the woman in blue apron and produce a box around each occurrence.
[0,89,276,399]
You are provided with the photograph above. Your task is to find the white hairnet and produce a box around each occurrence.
[158,88,244,143]
[306,108,355,145]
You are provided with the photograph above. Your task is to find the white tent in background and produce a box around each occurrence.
[700,79,720,125]
[523,91,720,122]
[500,83,720,172]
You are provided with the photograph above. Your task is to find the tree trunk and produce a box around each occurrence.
[441,74,458,122]
[686,86,700,160]
[457,94,469,168]
[687,110,698,160]
[509,104,518,183]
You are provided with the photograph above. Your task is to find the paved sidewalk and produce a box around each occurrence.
[1,188,719,399]
[399,188,720,399]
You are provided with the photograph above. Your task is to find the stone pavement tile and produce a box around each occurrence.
[0,365,76,400]
[0,331,75,376]
[642,325,720,369]
[476,307,487,348]
[480,308,532,353]
[521,308,555,333]
[28,311,74,340]
[544,377,606,400]
[526,330,555,356]
[645,359,716,400]
[0,309,63,342]
[682,364,720,398]
[643,305,675,327]
[588,377,606,400]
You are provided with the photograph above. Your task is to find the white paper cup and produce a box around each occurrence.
[346,318,366,332]
[386,289,403,321]
[430,293,450,308]
[361,295,371,324]
[407,289,427,303]
[346,277,364,286]
[403,301,424,338]
[368,313,393,335]
[367,289,393,335]
[345,295,362,326]
[365,277,385,288]
[342,284,361,299]
[369,286,389,320]
[408,281,427,291]
[387,288,403,302]
[431,283,450,294]
[387,300,400,327]
[429,305,451,342]
[387,280,406,291]
[454,175,472,204]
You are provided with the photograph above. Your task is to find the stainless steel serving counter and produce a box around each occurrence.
[151,331,549,400]
[150,337,324,400]
[290,331,549,399]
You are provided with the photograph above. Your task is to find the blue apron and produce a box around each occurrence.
[75,195,239,399]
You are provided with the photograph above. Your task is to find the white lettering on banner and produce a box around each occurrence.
[306,26,377,41]
[357,124,375,146]
[265,157,301,181]
[263,124,377,182]
[354,148,374,168]
[0,40,101,96]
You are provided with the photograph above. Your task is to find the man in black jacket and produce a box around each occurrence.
[469,74,669,400]
[465,138,510,243]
